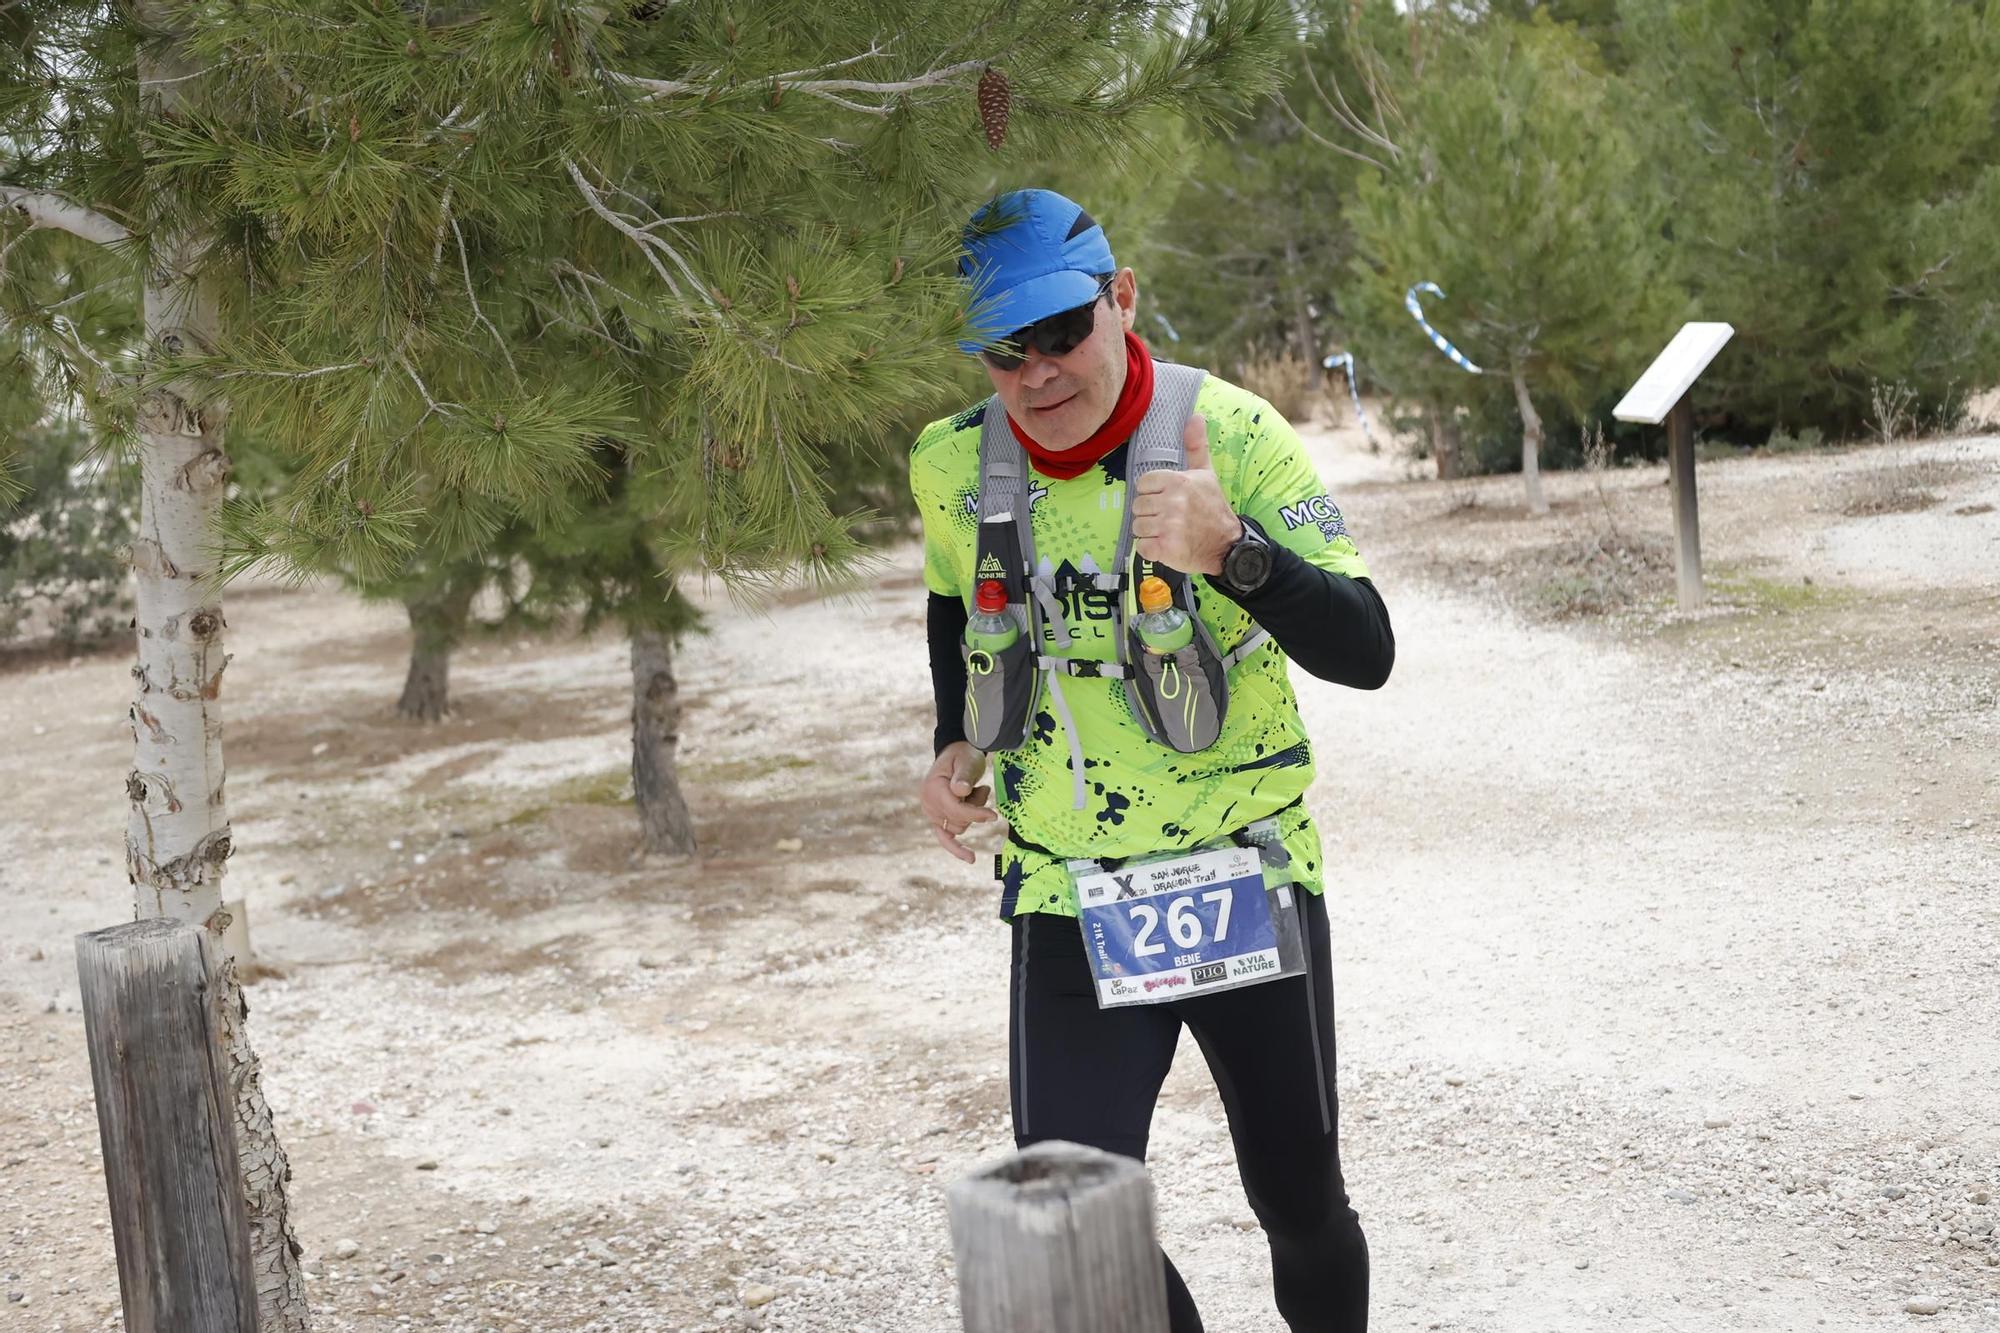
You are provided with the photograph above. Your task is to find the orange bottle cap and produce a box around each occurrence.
[1137,575,1173,614]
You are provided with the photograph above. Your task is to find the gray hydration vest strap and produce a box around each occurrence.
[1117,364,1270,673]
[1222,626,1271,671]
[1113,362,1207,672]
[975,419,1070,652]
[973,364,1266,807]
[976,405,1088,808]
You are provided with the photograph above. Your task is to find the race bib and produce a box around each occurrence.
[1073,844,1304,1009]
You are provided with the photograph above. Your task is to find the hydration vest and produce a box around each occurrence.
[960,362,1271,809]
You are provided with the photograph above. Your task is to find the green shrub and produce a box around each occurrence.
[1,421,132,650]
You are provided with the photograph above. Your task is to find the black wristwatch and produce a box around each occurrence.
[1214,515,1275,595]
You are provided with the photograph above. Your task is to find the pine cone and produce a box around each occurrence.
[977,68,1010,151]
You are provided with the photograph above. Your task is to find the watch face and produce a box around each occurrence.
[1227,536,1273,590]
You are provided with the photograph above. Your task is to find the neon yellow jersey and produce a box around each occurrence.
[911,372,1370,918]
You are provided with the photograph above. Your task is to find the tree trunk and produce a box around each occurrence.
[1428,397,1459,481]
[1283,235,1322,390]
[1509,362,1550,515]
[631,621,697,855]
[398,636,451,722]
[397,578,477,722]
[129,13,311,1329]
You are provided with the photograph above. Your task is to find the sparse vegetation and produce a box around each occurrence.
[1764,426,1826,454]
[1708,568,1851,614]
[1527,530,1674,619]
[0,423,132,652]
[1868,380,1920,449]
[684,755,816,784]
[1838,458,1966,517]
[1236,349,1317,426]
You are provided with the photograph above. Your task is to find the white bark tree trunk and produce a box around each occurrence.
[129,13,312,1328]
[1509,361,1550,516]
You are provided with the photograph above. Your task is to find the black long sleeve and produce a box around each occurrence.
[1204,531,1395,690]
[929,592,971,756]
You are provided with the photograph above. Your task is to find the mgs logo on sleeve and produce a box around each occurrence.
[1278,493,1349,542]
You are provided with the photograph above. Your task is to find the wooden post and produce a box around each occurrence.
[1613,322,1732,613]
[1667,395,1704,609]
[946,1141,1168,1333]
[76,918,259,1333]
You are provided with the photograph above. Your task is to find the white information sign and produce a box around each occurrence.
[1613,322,1735,425]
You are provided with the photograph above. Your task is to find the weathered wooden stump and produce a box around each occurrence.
[946,1141,1168,1333]
[76,917,258,1333]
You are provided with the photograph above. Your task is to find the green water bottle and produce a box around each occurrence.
[966,579,1018,653]
[1135,575,1193,653]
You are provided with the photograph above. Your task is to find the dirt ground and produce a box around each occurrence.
[3,415,1997,1333]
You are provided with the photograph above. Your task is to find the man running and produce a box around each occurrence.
[913,188,1393,1332]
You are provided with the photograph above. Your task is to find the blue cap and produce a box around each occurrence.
[958,189,1117,355]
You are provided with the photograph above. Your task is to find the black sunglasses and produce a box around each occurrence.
[979,275,1116,371]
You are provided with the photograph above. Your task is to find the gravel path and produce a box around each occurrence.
[3,431,1996,1332]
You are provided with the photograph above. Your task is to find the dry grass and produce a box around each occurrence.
[1838,378,1967,515]
[1867,379,1919,448]
[1521,423,1674,618]
[1236,349,1315,424]
[1526,530,1676,618]
[1836,455,1965,517]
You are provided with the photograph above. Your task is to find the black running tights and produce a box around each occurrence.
[1007,891,1369,1332]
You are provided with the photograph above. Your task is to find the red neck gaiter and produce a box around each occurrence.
[1009,332,1153,480]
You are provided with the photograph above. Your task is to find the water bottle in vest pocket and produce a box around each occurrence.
[1123,572,1229,752]
[962,513,1036,752]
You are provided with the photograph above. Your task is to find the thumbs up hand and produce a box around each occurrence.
[1131,414,1244,577]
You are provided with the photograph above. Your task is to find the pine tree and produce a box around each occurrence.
[1342,10,1673,511]
[1622,0,2000,437]
[487,442,707,852]
[4,7,1285,1320]
[220,432,524,721]
[348,503,525,722]
[1140,0,1411,382]
[361,532,520,723]
[198,0,1288,868]
[391,554,492,721]
[1488,0,1631,70]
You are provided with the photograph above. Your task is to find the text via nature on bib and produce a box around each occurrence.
[1074,845,1305,1009]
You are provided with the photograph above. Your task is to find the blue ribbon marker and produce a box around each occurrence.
[1405,282,1484,375]
[1320,352,1374,443]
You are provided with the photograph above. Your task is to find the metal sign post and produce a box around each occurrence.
[1613,322,1735,611]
